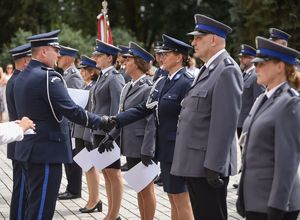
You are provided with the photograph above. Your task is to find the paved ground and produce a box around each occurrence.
[0,146,244,220]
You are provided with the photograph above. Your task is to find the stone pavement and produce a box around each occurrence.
[0,146,244,220]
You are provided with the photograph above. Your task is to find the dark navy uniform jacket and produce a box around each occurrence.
[13,59,103,164]
[6,69,21,159]
[117,68,193,163]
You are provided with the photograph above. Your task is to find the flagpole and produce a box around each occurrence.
[102,1,108,42]
[97,0,113,44]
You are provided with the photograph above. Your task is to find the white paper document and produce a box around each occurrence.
[24,129,36,135]
[90,141,120,170]
[123,162,160,193]
[73,148,93,172]
[67,88,89,108]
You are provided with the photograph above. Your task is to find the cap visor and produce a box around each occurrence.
[92,51,104,56]
[251,57,265,63]
[187,31,207,36]
[158,49,173,53]
[77,64,87,69]
[154,48,163,53]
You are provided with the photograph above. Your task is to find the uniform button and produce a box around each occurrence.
[168,95,171,98]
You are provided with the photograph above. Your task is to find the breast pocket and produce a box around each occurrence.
[190,89,209,112]
[162,94,179,101]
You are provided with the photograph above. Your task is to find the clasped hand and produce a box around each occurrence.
[100,116,118,132]
[98,134,114,153]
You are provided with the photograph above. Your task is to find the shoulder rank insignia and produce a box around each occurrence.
[224,58,233,66]
[288,88,300,97]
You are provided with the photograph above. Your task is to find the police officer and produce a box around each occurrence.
[13,30,111,220]
[102,34,195,219]
[6,43,31,220]
[100,42,156,219]
[170,14,243,220]
[152,41,168,82]
[269,28,291,46]
[57,45,84,88]
[116,45,131,83]
[57,45,85,200]
[92,40,125,220]
[75,56,102,213]
[236,37,300,220]
[237,44,265,137]
[233,44,265,189]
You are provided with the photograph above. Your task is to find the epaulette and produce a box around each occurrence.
[288,88,300,97]
[224,58,234,66]
[183,71,194,79]
[112,70,119,75]
[139,77,153,86]
[41,67,55,71]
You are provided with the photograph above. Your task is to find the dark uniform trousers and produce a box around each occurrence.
[245,211,299,220]
[64,138,85,195]
[10,160,26,220]
[186,177,229,220]
[21,162,62,220]
[6,70,27,220]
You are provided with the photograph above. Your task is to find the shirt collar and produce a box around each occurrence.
[265,81,286,98]
[245,65,255,75]
[131,74,146,87]
[168,67,184,80]
[205,48,226,68]
[101,65,114,74]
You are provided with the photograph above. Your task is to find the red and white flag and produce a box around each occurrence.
[97,13,113,44]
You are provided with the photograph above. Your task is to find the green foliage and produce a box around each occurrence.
[112,27,141,47]
[0,28,32,67]
[59,24,95,57]
[229,0,300,59]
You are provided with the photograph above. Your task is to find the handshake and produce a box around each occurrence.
[100,116,119,132]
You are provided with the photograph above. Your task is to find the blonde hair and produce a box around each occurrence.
[285,64,300,90]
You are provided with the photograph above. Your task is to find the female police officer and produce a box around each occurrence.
[92,40,125,220]
[99,34,194,220]
[100,42,156,219]
[72,56,103,213]
[237,36,300,220]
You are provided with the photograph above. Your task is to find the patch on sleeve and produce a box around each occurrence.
[50,76,62,83]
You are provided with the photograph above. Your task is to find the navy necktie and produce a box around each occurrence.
[192,66,206,86]
[254,95,268,116]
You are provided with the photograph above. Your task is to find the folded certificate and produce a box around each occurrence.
[123,162,160,193]
[67,88,89,108]
[73,148,93,172]
[90,141,120,170]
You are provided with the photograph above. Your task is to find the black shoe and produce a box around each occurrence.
[79,207,86,212]
[58,192,81,200]
[80,201,102,213]
[233,183,239,189]
[121,163,128,172]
